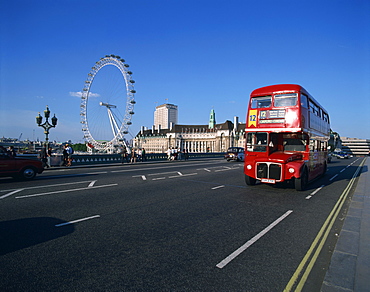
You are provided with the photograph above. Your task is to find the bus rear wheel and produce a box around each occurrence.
[245,175,256,186]
[295,168,308,191]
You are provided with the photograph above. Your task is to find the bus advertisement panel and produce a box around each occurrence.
[244,84,330,191]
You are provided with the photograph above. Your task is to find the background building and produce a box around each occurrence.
[135,107,245,153]
[341,137,370,156]
[134,120,246,153]
[154,103,178,130]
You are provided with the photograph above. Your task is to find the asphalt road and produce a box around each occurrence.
[0,157,364,291]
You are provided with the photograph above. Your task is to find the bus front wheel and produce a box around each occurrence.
[245,175,256,186]
[295,168,308,191]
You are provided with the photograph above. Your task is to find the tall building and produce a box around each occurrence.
[154,103,178,130]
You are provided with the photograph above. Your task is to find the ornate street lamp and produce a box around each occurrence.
[36,106,58,146]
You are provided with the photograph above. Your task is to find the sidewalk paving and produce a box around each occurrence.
[321,157,369,292]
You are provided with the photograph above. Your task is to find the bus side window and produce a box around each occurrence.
[322,112,329,123]
[309,100,320,117]
[310,139,315,151]
[321,141,327,151]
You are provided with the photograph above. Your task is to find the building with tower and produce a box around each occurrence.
[134,108,245,153]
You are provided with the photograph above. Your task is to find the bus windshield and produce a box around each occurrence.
[274,93,297,107]
[247,132,268,152]
[251,96,272,108]
[247,132,308,153]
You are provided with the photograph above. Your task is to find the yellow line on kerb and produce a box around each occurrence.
[284,158,366,292]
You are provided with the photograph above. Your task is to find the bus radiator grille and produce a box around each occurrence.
[256,163,282,181]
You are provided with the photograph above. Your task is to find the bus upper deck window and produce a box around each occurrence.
[251,96,272,108]
[274,93,297,107]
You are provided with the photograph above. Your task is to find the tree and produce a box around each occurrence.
[71,143,87,152]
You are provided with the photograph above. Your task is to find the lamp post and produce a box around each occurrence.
[234,131,240,147]
[36,106,58,147]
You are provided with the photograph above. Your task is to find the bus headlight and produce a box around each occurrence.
[247,165,252,170]
[288,168,295,173]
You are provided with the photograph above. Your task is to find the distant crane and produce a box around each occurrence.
[19,133,22,141]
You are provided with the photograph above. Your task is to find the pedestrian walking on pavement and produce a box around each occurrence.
[65,144,74,167]
[61,145,68,166]
[47,147,52,167]
[130,148,137,164]
[40,145,50,168]
[167,147,172,161]
[141,148,146,162]
[183,148,189,161]
[121,146,128,163]
[137,148,142,162]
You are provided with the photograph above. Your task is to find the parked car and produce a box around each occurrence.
[0,146,44,180]
[224,147,245,162]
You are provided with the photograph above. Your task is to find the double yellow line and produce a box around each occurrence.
[284,158,366,292]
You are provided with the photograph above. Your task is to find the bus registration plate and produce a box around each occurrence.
[261,178,276,184]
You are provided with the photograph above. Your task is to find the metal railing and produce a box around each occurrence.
[16,152,226,166]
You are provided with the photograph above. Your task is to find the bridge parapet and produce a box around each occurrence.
[17,152,225,166]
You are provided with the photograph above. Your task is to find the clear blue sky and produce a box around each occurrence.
[1,0,369,143]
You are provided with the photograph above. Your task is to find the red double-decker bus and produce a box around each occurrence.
[244,84,330,191]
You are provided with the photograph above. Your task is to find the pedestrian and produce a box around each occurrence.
[137,148,142,162]
[47,147,52,167]
[171,147,176,161]
[61,145,68,166]
[130,148,137,163]
[40,145,50,168]
[7,146,16,157]
[141,148,146,162]
[167,147,172,161]
[121,146,128,163]
[177,147,182,160]
[65,144,74,167]
[183,148,189,161]
[174,146,179,160]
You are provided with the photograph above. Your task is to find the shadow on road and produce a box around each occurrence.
[0,217,74,255]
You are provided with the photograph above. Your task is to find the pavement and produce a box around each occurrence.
[321,157,370,292]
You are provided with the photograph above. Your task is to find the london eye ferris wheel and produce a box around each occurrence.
[80,55,136,153]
